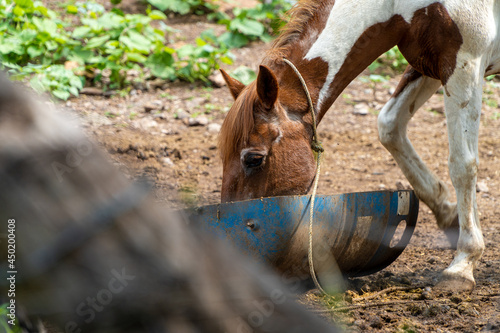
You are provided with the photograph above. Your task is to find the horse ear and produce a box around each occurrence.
[220,69,246,100]
[256,65,279,110]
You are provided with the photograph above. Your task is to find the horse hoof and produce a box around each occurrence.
[434,272,475,292]
[443,215,459,249]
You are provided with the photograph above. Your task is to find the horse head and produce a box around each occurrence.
[219,65,317,202]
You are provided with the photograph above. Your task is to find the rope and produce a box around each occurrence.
[283,58,326,295]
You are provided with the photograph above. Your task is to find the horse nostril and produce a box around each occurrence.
[246,220,259,231]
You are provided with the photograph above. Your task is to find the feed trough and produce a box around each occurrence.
[188,190,418,277]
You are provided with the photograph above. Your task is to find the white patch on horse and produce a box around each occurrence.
[273,128,283,144]
[304,0,440,110]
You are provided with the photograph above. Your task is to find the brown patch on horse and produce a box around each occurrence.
[278,57,330,118]
[314,3,462,119]
[218,84,258,166]
[317,15,409,120]
[398,3,463,85]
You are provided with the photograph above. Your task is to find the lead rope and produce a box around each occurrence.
[282,58,326,295]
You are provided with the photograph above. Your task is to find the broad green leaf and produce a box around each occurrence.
[53,89,71,100]
[147,0,169,11]
[145,52,175,79]
[120,30,151,53]
[67,5,78,14]
[45,40,58,51]
[27,45,43,58]
[85,35,110,49]
[72,26,92,39]
[220,55,233,65]
[176,44,195,59]
[126,52,147,63]
[97,12,123,30]
[68,47,93,62]
[0,40,23,55]
[69,86,79,96]
[195,37,207,47]
[13,6,25,16]
[148,10,166,20]
[69,76,83,89]
[218,32,249,49]
[18,29,38,43]
[231,66,256,85]
[230,18,265,36]
[14,0,34,9]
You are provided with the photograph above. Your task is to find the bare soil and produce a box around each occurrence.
[56,10,500,333]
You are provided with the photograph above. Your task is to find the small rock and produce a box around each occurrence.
[137,151,148,160]
[171,149,182,160]
[208,71,226,88]
[476,181,489,193]
[175,110,189,120]
[127,69,140,77]
[186,97,207,110]
[427,256,438,264]
[353,104,369,115]
[87,112,112,127]
[153,112,168,120]
[161,157,174,166]
[207,123,222,133]
[388,87,396,95]
[423,304,441,317]
[369,316,383,329]
[134,118,159,130]
[420,287,433,300]
[188,116,209,127]
[378,184,386,190]
[143,103,158,113]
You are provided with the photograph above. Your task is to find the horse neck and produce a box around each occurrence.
[268,0,407,123]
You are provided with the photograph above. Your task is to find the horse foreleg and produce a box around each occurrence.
[436,60,485,291]
[378,66,458,241]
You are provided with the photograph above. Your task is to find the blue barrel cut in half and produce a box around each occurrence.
[188,190,418,277]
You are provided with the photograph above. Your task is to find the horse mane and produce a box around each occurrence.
[267,0,330,61]
[219,84,257,165]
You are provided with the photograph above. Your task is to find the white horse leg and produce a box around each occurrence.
[378,68,458,238]
[437,60,485,291]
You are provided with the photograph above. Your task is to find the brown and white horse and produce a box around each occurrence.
[219,0,500,291]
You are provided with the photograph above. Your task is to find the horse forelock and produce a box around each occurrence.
[219,85,258,166]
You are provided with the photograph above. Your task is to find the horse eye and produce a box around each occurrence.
[243,153,265,169]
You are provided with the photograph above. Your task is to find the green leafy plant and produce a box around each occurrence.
[0,0,234,99]
[147,0,217,15]
[230,65,257,85]
[175,29,234,83]
[213,0,293,48]
[369,46,408,73]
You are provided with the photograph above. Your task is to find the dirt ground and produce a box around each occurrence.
[54,11,500,333]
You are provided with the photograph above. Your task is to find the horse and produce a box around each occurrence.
[0,74,339,332]
[219,0,500,292]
